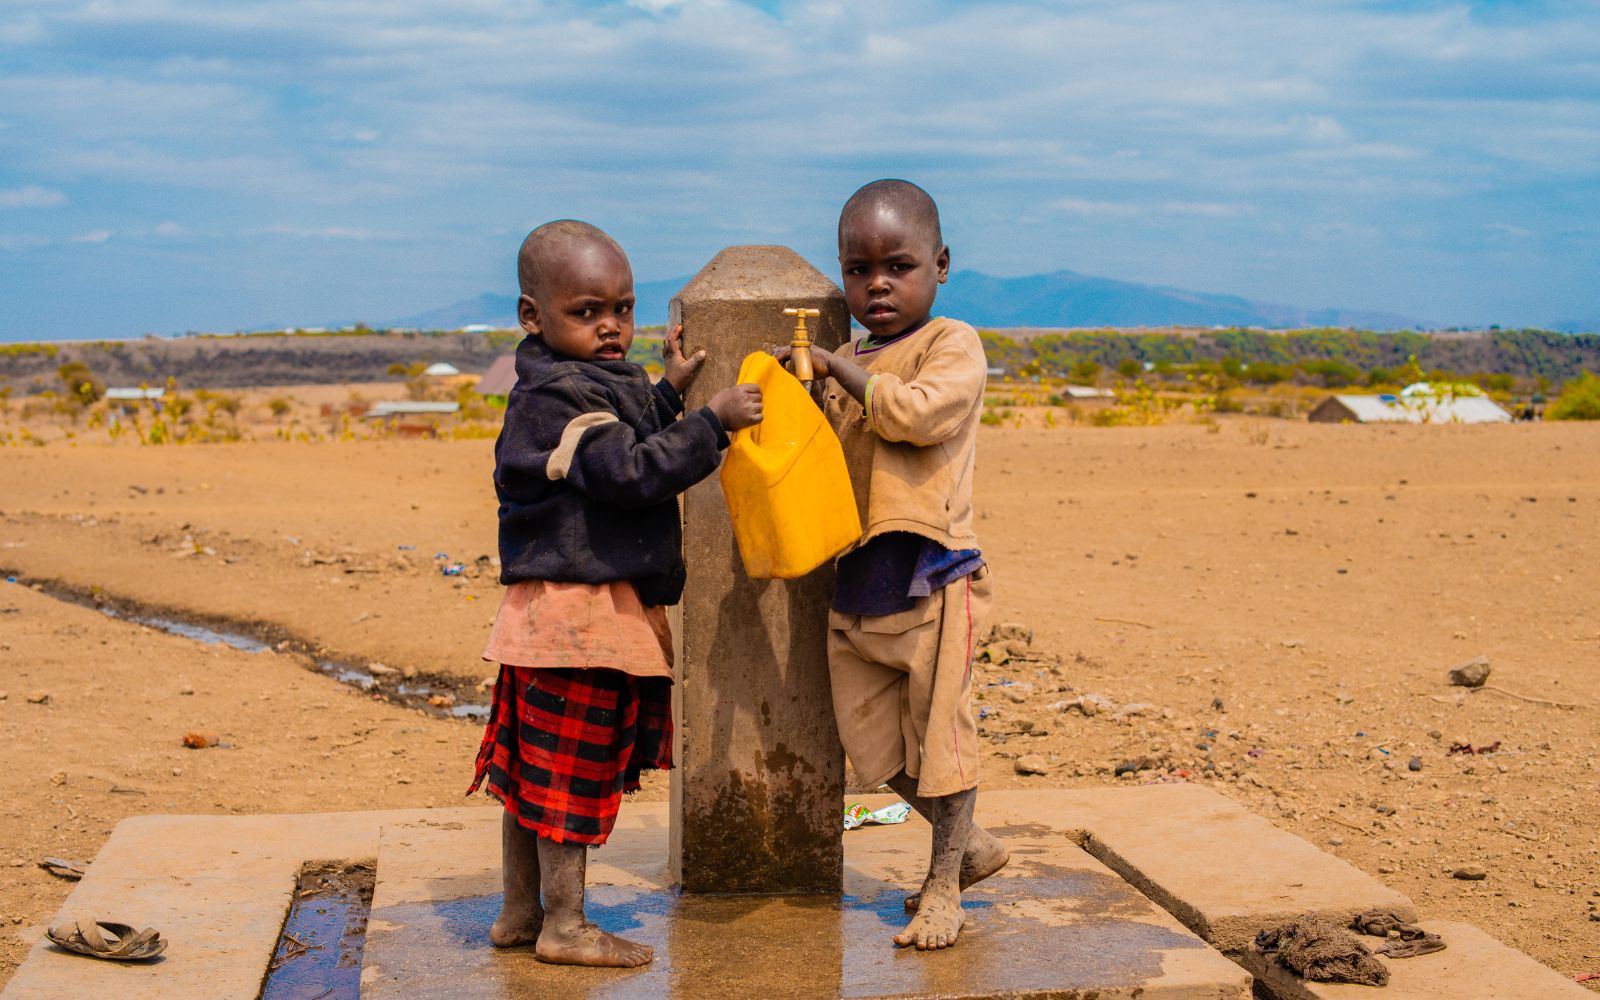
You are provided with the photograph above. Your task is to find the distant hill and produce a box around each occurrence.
[389,270,1423,331]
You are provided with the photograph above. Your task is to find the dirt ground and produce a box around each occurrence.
[2,418,1597,989]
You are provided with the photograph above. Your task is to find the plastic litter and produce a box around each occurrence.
[441,563,466,577]
[843,802,912,831]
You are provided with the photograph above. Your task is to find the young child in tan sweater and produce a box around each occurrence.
[778,179,1008,951]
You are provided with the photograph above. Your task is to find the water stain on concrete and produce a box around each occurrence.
[367,862,1207,999]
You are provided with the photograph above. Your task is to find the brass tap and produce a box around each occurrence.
[783,307,820,381]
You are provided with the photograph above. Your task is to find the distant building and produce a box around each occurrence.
[474,355,518,403]
[1058,384,1115,400]
[365,401,460,418]
[1309,383,1511,425]
[422,362,461,377]
[104,387,165,401]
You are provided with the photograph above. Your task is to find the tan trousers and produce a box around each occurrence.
[826,568,992,799]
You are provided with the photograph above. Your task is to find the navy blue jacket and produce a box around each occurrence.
[493,335,727,606]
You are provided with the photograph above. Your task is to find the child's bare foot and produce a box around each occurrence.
[535,921,654,967]
[489,904,544,948]
[894,881,965,950]
[904,827,1009,911]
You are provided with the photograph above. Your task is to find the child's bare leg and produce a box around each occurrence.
[490,812,544,947]
[534,836,653,967]
[895,786,974,950]
[886,772,1008,911]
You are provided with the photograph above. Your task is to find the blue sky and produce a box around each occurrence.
[1,0,1597,340]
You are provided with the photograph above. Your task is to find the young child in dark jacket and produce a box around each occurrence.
[470,220,762,968]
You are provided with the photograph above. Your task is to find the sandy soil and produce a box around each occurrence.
[2,419,1597,988]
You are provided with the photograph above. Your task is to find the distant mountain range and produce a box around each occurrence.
[387,269,1425,332]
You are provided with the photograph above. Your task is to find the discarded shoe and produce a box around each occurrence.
[46,919,167,961]
[1352,910,1447,958]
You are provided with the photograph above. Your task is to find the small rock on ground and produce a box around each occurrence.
[1448,654,1491,688]
[1014,754,1050,776]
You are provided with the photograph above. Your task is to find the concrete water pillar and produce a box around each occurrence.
[668,246,848,895]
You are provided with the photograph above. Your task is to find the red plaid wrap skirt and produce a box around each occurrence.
[469,666,673,846]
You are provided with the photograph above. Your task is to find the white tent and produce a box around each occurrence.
[423,362,461,377]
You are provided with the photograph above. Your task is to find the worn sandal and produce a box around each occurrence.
[46,919,167,961]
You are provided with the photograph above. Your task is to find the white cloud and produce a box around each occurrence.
[253,225,383,240]
[69,229,111,243]
[0,184,66,209]
[0,0,1596,332]
[1051,198,1141,218]
[153,220,184,236]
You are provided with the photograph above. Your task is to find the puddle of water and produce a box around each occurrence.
[101,607,271,654]
[10,573,489,721]
[260,860,374,1000]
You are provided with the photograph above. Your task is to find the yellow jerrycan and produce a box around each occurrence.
[719,351,861,579]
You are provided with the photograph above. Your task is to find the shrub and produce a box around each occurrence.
[57,360,104,406]
[1547,371,1600,421]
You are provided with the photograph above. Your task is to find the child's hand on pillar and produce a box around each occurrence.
[662,325,708,393]
[708,384,763,430]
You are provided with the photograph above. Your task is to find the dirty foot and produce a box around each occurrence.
[905,828,1009,911]
[488,905,544,948]
[536,922,653,967]
[894,883,965,951]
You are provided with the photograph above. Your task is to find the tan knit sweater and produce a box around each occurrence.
[823,316,987,552]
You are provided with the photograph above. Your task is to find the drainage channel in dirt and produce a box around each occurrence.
[259,860,375,1000]
[1,571,488,721]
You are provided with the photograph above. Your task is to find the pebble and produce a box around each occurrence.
[1452,865,1488,881]
[1448,655,1491,689]
[1328,836,1345,846]
[26,690,51,705]
[1333,690,1355,704]
[1014,754,1050,776]
[1408,757,1423,772]
[367,662,399,677]
[178,684,195,696]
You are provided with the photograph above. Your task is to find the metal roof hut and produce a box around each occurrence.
[1309,383,1512,425]
[474,355,518,405]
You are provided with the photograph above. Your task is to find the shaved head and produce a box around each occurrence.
[517,220,626,301]
[838,179,943,254]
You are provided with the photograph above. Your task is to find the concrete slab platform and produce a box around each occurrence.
[1242,921,1592,1000]
[992,784,1416,955]
[0,808,437,1000]
[362,800,1254,999]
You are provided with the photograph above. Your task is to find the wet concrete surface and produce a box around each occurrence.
[363,805,1252,999]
